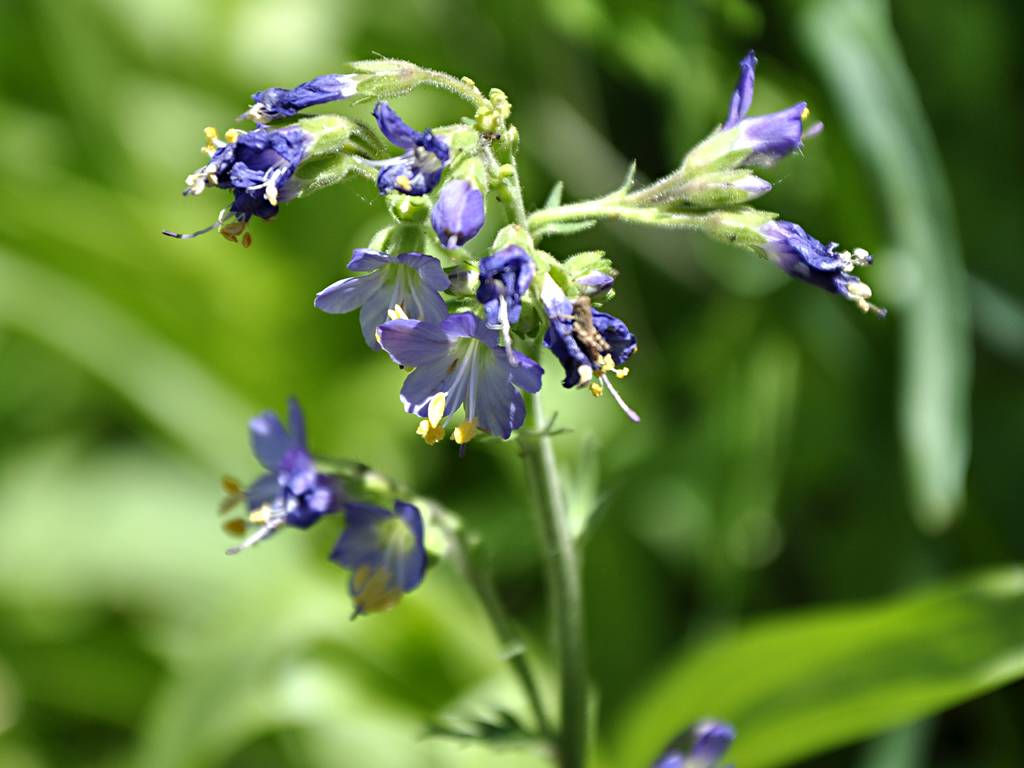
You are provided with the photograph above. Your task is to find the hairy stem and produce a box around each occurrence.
[520,386,588,768]
[528,197,712,240]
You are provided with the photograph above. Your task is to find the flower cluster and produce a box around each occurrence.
[220,399,426,617]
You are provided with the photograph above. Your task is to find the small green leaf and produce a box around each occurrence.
[612,567,1024,768]
[543,180,564,209]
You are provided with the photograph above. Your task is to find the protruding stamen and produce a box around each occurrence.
[162,220,219,239]
[416,391,448,445]
[497,294,517,366]
[601,375,641,423]
[225,519,283,555]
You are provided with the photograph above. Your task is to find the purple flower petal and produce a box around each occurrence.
[431,180,486,248]
[725,50,757,128]
[348,248,392,271]
[249,410,289,470]
[378,318,453,367]
[314,273,384,315]
[373,101,419,149]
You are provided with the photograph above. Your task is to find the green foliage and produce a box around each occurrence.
[612,568,1024,767]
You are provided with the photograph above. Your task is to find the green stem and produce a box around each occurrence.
[419,68,490,110]
[520,385,588,768]
[527,197,712,240]
[447,529,554,741]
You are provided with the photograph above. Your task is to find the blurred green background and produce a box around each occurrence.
[2,0,1023,766]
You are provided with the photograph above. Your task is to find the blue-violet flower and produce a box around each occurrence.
[330,500,427,618]
[315,249,451,349]
[653,720,736,768]
[377,312,543,445]
[722,50,815,168]
[431,179,486,248]
[372,101,450,196]
[759,219,885,315]
[541,276,639,422]
[225,398,341,554]
[165,125,311,242]
[243,74,358,122]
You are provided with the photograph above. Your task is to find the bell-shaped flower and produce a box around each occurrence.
[315,249,451,349]
[431,179,486,248]
[165,125,311,242]
[758,219,886,315]
[541,276,639,422]
[377,312,543,444]
[329,501,427,618]
[477,246,535,363]
[371,101,450,196]
[243,74,359,122]
[223,398,341,554]
[653,720,736,768]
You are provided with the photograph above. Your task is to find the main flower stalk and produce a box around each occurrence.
[521,379,588,768]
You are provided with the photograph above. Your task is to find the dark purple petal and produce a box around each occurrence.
[477,246,536,325]
[510,351,544,393]
[249,74,357,121]
[725,50,757,128]
[392,501,426,591]
[592,310,637,366]
[378,318,453,367]
[431,180,486,248]
[245,472,279,509]
[470,356,527,439]
[373,101,419,149]
[330,503,390,569]
[577,271,615,296]
[286,397,307,451]
[689,721,736,764]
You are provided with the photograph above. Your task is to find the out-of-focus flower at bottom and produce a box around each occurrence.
[653,720,736,768]
[330,501,427,617]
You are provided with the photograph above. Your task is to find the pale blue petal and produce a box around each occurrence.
[314,273,384,314]
[348,248,392,271]
[249,411,288,469]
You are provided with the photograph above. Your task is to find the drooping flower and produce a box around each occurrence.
[431,179,486,248]
[377,312,543,444]
[721,50,813,168]
[653,720,735,768]
[758,219,886,315]
[476,246,535,363]
[314,249,450,349]
[164,124,311,242]
[329,500,427,618]
[223,398,341,554]
[371,101,450,196]
[541,276,639,422]
[243,74,359,123]
[477,246,535,326]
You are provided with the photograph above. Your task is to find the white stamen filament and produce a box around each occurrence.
[601,374,641,423]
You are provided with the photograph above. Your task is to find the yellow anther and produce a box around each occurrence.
[387,304,409,321]
[248,506,270,524]
[221,475,243,495]
[265,185,279,207]
[416,418,446,445]
[452,419,478,445]
[202,126,220,155]
[224,129,242,143]
[589,381,605,398]
[427,392,447,427]
[396,175,413,192]
[576,364,593,387]
[615,366,629,379]
[801,106,811,121]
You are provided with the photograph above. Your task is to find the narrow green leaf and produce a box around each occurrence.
[612,567,1024,768]
[543,180,565,209]
[798,0,973,533]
